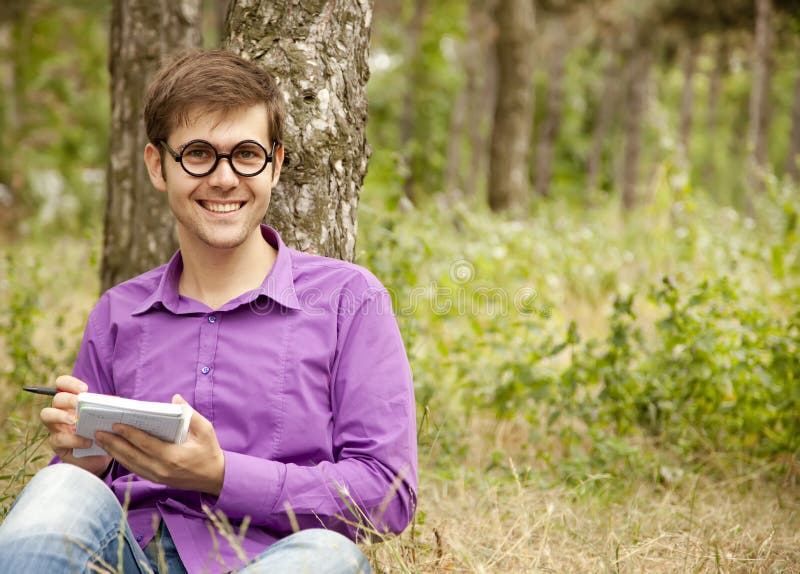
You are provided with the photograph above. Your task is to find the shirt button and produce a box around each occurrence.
[208,315,216,323]
[201,366,211,375]
[136,535,143,542]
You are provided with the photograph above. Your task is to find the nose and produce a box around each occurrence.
[207,157,239,189]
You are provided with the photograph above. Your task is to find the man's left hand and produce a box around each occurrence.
[95,394,225,496]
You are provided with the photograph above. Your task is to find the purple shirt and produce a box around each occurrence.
[69,225,417,573]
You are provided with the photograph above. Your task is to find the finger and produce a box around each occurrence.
[109,424,167,455]
[172,395,207,435]
[40,406,77,428]
[54,375,89,394]
[52,392,79,411]
[96,432,152,475]
[50,431,93,451]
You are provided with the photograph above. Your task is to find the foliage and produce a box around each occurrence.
[0,237,98,514]
[356,179,800,482]
[558,276,800,459]
[0,0,109,233]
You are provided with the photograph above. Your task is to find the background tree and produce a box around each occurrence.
[400,0,428,204]
[225,0,374,261]
[747,0,774,193]
[101,0,202,290]
[786,65,800,181]
[464,0,498,199]
[488,0,535,212]
[533,17,570,199]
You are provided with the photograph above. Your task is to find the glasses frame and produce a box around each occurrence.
[160,139,276,178]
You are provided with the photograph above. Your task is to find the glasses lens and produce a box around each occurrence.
[231,141,268,175]
[180,141,217,176]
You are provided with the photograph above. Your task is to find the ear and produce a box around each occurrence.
[144,142,168,193]
[270,143,284,187]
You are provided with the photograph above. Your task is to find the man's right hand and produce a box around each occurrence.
[40,375,112,477]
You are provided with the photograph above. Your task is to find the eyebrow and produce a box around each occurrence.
[176,139,266,152]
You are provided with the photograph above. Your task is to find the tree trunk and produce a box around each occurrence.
[465,0,497,199]
[3,1,28,221]
[534,39,567,198]
[202,0,230,47]
[216,0,230,45]
[225,0,373,261]
[400,0,428,204]
[679,41,698,168]
[705,36,727,185]
[443,85,468,196]
[488,0,535,212]
[785,69,800,181]
[101,0,202,291]
[621,50,650,211]
[587,52,618,198]
[747,0,773,192]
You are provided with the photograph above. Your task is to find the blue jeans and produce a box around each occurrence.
[0,464,371,573]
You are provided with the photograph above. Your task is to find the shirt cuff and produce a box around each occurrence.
[207,450,285,521]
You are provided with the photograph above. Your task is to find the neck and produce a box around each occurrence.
[177,227,276,310]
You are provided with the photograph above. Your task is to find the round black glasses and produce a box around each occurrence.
[160,139,276,178]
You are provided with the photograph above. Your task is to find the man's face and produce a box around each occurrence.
[144,104,283,252]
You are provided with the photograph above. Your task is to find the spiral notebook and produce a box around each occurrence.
[73,392,192,458]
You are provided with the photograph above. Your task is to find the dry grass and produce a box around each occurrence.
[3,420,798,573]
[366,466,800,573]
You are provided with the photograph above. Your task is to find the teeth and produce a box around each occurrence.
[202,201,242,213]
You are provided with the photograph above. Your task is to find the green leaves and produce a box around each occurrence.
[356,181,800,482]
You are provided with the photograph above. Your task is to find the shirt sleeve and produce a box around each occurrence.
[50,295,116,482]
[72,294,116,397]
[206,287,418,540]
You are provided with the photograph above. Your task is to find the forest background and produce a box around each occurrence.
[1,0,800,571]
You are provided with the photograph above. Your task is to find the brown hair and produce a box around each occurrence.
[144,50,284,147]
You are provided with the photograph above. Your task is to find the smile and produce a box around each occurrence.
[199,201,244,213]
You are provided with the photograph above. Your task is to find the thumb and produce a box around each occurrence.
[173,394,208,434]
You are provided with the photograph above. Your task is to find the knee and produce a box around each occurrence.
[27,463,113,504]
[1,464,119,533]
[291,529,371,571]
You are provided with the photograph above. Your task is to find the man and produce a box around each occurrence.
[0,50,417,573]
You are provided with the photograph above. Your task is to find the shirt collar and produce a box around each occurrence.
[132,225,301,315]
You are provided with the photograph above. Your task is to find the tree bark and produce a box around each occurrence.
[225,0,373,261]
[101,0,202,291]
[747,0,773,192]
[534,38,567,198]
[785,69,800,181]
[621,50,650,211]
[488,0,535,212]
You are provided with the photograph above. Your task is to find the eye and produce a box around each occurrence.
[186,148,210,159]
[181,142,215,161]
[234,144,266,162]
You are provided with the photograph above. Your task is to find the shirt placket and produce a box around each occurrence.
[195,313,220,421]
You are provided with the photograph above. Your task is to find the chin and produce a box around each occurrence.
[203,236,249,250]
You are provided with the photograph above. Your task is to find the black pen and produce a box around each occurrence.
[23,386,61,396]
